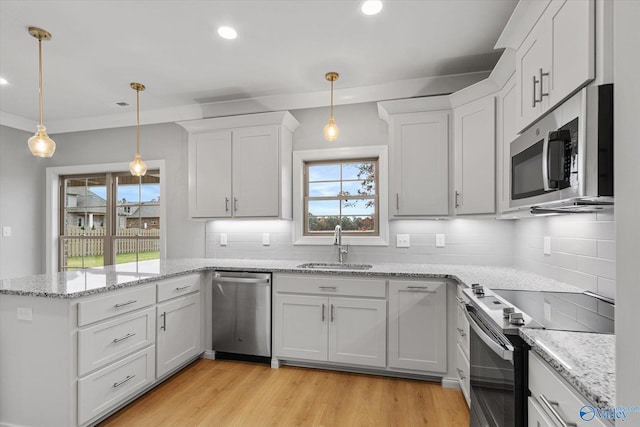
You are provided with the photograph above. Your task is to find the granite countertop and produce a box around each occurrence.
[0,258,585,299]
[0,258,614,410]
[520,328,615,409]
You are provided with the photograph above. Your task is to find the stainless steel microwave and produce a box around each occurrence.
[509,84,613,211]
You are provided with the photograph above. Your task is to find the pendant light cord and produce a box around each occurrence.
[136,88,140,155]
[38,38,44,127]
[330,79,334,117]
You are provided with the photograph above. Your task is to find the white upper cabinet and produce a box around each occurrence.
[496,74,517,214]
[178,111,299,219]
[378,98,450,217]
[453,95,496,215]
[515,0,594,131]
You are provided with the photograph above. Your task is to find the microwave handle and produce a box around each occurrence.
[542,134,552,191]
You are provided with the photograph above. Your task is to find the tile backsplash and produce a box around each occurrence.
[513,211,616,299]
[205,218,515,266]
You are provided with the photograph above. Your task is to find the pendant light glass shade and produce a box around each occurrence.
[28,27,56,157]
[129,83,147,177]
[324,72,339,142]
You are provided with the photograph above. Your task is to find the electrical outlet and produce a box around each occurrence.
[543,236,551,255]
[544,301,552,322]
[2,226,11,237]
[435,234,445,248]
[262,233,270,246]
[220,233,228,246]
[396,234,410,248]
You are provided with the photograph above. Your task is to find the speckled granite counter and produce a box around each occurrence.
[0,258,585,299]
[520,328,615,409]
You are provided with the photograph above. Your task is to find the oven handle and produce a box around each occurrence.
[464,305,514,361]
[542,133,552,191]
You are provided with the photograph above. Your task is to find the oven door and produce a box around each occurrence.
[465,305,524,427]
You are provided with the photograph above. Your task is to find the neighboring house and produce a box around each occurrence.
[126,203,161,230]
[64,187,109,228]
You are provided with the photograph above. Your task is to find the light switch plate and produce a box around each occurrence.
[396,234,410,248]
[220,233,228,246]
[435,234,445,248]
[2,226,11,237]
[262,233,270,246]
[543,236,551,255]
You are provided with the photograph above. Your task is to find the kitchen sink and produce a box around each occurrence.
[297,262,373,270]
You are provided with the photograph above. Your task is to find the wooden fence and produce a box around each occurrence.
[64,227,160,257]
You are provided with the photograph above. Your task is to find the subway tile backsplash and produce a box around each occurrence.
[513,212,617,299]
[204,211,616,300]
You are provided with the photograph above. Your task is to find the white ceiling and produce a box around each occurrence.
[0,0,517,133]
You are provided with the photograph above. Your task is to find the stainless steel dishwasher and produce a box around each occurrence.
[211,271,271,357]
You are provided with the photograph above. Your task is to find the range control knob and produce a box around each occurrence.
[509,312,525,325]
[472,285,485,297]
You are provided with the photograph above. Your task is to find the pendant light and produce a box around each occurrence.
[27,27,56,157]
[129,82,147,176]
[323,72,339,142]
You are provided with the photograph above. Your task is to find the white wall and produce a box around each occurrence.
[514,212,616,299]
[0,122,205,279]
[0,125,47,279]
[614,0,640,416]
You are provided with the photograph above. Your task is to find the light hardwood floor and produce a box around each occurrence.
[99,359,470,427]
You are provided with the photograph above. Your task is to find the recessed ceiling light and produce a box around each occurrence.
[361,0,383,16]
[0,77,8,85]
[217,26,237,40]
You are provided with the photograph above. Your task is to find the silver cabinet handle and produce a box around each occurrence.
[455,191,461,208]
[225,197,230,212]
[113,333,136,343]
[456,296,465,304]
[234,197,238,212]
[538,68,549,102]
[114,300,137,308]
[160,312,166,331]
[532,74,538,107]
[539,394,577,427]
[456,368,466,380]
[330,304,335,322]
[456,328,466,337]
[113,374,136,388]
[175,285,191,291]
[407,286,436,293]
[322,303,325,322]
[396,193,399,211]
[319,286,337,290]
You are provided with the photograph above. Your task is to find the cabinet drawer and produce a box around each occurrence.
[78,306,156,376]
[456,343,470,406]
[274,274,386,298]
[156,274,201,302]
[78,285,156,326]
[456,284,470,305]
[529,351,608,427]
[78,346,155,425]
[456,304,470,358]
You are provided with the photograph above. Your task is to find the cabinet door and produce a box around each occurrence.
[188,131,232,218]
[528,397,556,427]
[156,293,201,378]
[496,75,517,214]
[390,112,449,216]
[273,294,328,361]
[453,96,496,215]
[388,281,447,372]
[546,0,594,107]
[516,19,547,131]
[456,344,470,407]
[328,297,386,368]
[232,125,280,217]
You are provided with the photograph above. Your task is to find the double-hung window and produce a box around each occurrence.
[304,159,378,236]
[59,171,161,271]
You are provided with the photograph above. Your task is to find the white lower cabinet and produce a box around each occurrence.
[388,280,447,373]
[156,292,202,378]
[78,346,155,425]
[456,344,470,405]
[273,274,387,368]
[529,351,609,427]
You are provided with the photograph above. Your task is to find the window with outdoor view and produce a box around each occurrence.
[59,171,160,271]
[304,159,378,236]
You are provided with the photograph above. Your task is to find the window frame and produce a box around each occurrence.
[45,161,166,275]
[293,146,389,246]
[303,158,379,237]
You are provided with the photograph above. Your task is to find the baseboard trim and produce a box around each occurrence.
[202,350,216,360]
[441,377,462,389]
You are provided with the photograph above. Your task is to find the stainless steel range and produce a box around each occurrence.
[464,284,541,427]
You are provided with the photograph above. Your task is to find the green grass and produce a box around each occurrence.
[66,251,160,269]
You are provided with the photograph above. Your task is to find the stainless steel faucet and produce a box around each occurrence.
[334,224,348,263]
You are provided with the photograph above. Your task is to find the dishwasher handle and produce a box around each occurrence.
[213,277,270,284]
